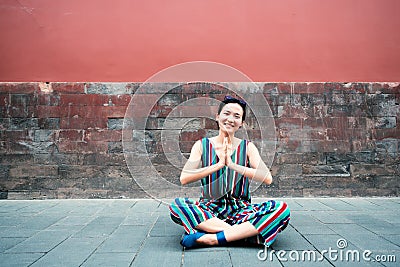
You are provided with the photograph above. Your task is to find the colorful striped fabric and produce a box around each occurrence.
[169,138,290,247]
[200,137,250,201]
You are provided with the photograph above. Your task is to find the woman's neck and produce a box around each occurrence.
[215,130,235,144]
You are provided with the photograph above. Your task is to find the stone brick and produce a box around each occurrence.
[157,93,182,106]
[347,117,367,128]
[275,152,325,164]
[310,140,352,153]
[108,141,123,153]
[273,164,302,177]
[34,153,84,165]
[10,94,36,106]
[104,106,127,118]
[10,118,39,130]
[372,128,400,140]
[0,83,39,94]
[369,82,400,94]
[51,82,85,94]
[108,118,124,130]
[179,129,206,142]
[0,154,34,164]
[37,93,60,106]
[59,105,108,119]
[350,164,397,176]
[60,94,109,106]
[59,165,102,179]
[303,188,352,197]
[327,105,365,117]
[9,165,58,178]
[326,128,370,141]
[368,117,396,129]
[82,153,125,166]
[10,141,56,154]
[300,176,327,189]
[302,165,350,177]
[375,139,398,154]
[86,83,132,95]
[60,117,108,129]
[375,176,400,189]
[325,82,368,94]
[34,130,54,142]
[0,118,11,130]
[108,95,131,106]
[58,130,84,141]
[37,105,61,118]
[84,129,121,142]
[57,141,108,154]
[275,176,304,190]
[0,130,33,142]
[0,164,10,179]
[325,152,375,164]
[6,105,37,118]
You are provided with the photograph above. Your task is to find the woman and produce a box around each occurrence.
[169,96,290,248]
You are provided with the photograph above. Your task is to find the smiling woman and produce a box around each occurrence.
[169,95,291,249]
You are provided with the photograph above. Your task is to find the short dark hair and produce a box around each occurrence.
[217,96,247,121]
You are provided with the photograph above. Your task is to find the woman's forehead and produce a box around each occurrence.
[221,103,243,115]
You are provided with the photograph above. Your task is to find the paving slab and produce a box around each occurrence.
[5,230,71,253]
[30,237,106,267]
[0,252,45,267]
[0,237,25,253]
[82,252,136,267]
[183,250,231,267]
[229,246,282,267]
[130,236,183,267]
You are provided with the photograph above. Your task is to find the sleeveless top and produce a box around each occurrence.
[200,137,251,201]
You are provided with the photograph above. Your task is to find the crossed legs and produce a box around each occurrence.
[195,217,259,246]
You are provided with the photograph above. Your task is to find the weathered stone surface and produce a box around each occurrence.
[302,165,350,177]
[0,82,398,198]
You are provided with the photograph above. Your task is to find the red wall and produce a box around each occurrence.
[0,0,399,82]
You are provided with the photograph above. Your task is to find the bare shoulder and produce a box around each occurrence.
[247,141,259,150]
[247,141,261,156]
[189,139,203,156]
[192,139,202,150]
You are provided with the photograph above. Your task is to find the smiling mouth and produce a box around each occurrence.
[223,123,235,128]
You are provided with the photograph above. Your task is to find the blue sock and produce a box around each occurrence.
[216,231,228,245]
[180,231,206,248]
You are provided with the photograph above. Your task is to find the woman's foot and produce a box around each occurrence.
[196,233,218,246]
[196,232,226,246]
[180,232,218,248]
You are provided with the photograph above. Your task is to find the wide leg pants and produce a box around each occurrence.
[169,197,290,246]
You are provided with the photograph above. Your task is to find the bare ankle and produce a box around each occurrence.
[197,234,219,246]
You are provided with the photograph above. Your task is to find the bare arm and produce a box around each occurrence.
[227,142,272,185]
[180,140,224,185]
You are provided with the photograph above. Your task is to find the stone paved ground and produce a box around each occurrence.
[0,198,399,267]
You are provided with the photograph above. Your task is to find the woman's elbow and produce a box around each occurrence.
[263,176,273,185]
[180,175,188,185]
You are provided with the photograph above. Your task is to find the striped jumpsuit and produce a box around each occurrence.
[169,138,290,247]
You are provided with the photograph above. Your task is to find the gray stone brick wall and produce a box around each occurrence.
[0,82,398,199]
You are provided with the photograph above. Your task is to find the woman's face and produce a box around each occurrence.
[216,103,244,134]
